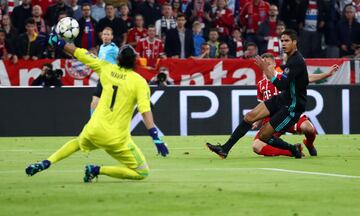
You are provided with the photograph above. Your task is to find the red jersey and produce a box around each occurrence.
[127,27,148,47]
[240,0,270,34]
[256,76,280,102]
[257,71,282,125]
[136,37,164,68]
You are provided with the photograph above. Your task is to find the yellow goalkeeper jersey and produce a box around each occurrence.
[74,48,151,145]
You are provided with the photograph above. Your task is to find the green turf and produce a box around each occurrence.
[0,135,360,216]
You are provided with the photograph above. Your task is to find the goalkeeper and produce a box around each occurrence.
[25,32,169,182]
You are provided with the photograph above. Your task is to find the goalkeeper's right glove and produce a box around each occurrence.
[148,127,169,157]
[48,32,66,49]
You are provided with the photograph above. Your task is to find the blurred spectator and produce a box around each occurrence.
[91,0,106,22]
[32,5,48,34]
[127,14,148,48]
[136,24,164,68]
[45,0,74,27]
[280,0,306,33]
[2,14,18,40]
[136,0,162,26]
[119,4,134,29]
[171,0,182,17]
[16,18,44,60]
[207,28,220,58]
[185,0,212,32]
[351,0,360,23]
[211,0,234,40]
[32,0,56,15]
[336,4,360,57]
[149,67,174,86]
[256,4,279,54]
[155,3,177,40]
[165,14,194,58]
[240,0,270,42]
[192,21,206,57]
[31,63,63,87]
[0,29,11,60]
[354,44,360,58]
[298,0,326,58]
[74,3,98,50]
[69,0,82,20]
[218,42,234,58]
[243,41,258,59]
[196,42,211,58]
[11,0,32,34]
[266,21,285,59]
[97,3,128,46]
[228,28,245,58]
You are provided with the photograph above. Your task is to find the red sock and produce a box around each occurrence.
[258,145,293,157]
[304,130,316,148]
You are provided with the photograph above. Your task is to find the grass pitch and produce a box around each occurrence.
[0,135,360,216]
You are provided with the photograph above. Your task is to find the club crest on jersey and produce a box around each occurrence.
[284,68,290,74]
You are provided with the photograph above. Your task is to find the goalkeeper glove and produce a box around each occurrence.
[48,31,66,49]
[148,127,169,157]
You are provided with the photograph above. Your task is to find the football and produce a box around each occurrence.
[55,17,79,40]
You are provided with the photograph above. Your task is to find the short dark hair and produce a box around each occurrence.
[209,28,219,33]
[134,14,144,19]
[25,17,35,25]
[105,3,114,9]
[147,24,155,29]
[281,29,297,41]
[0,28,5,34]
[176,13,186,20]
[246,42,257,49]
[43,63,53,71]
[219,42,228,48]
[277,21,286,27]
[261,53,275,60]
[201,42,209,47]
[81,3,91,9]
[118,45,137,69]
[162,3,172,8]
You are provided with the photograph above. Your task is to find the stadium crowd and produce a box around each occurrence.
[0,0,359,68]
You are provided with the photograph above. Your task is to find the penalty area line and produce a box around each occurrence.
[259,168,360,179]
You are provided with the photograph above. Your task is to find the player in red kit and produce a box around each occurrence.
[253,53,339,157]
[136,25,165,68]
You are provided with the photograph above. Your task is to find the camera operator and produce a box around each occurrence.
[31,63,63,87]
[149,67,174,87]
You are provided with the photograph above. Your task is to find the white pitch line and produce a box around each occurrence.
[259,168,360,179]
[1,168,360,179]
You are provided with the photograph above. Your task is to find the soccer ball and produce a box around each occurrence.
[55,17,79,41]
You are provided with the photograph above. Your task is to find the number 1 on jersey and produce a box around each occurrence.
[110,85,118,111]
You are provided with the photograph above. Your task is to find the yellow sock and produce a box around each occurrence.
[47,138,80,164]
[100,166,149,180]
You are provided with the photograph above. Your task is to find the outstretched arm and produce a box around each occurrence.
[48,33,104,73]
[308,64,339,83]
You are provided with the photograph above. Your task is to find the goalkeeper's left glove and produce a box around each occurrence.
[48,31,66,49]
[148,127,169,157]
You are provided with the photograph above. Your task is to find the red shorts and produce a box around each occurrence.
[254,115,309,140]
